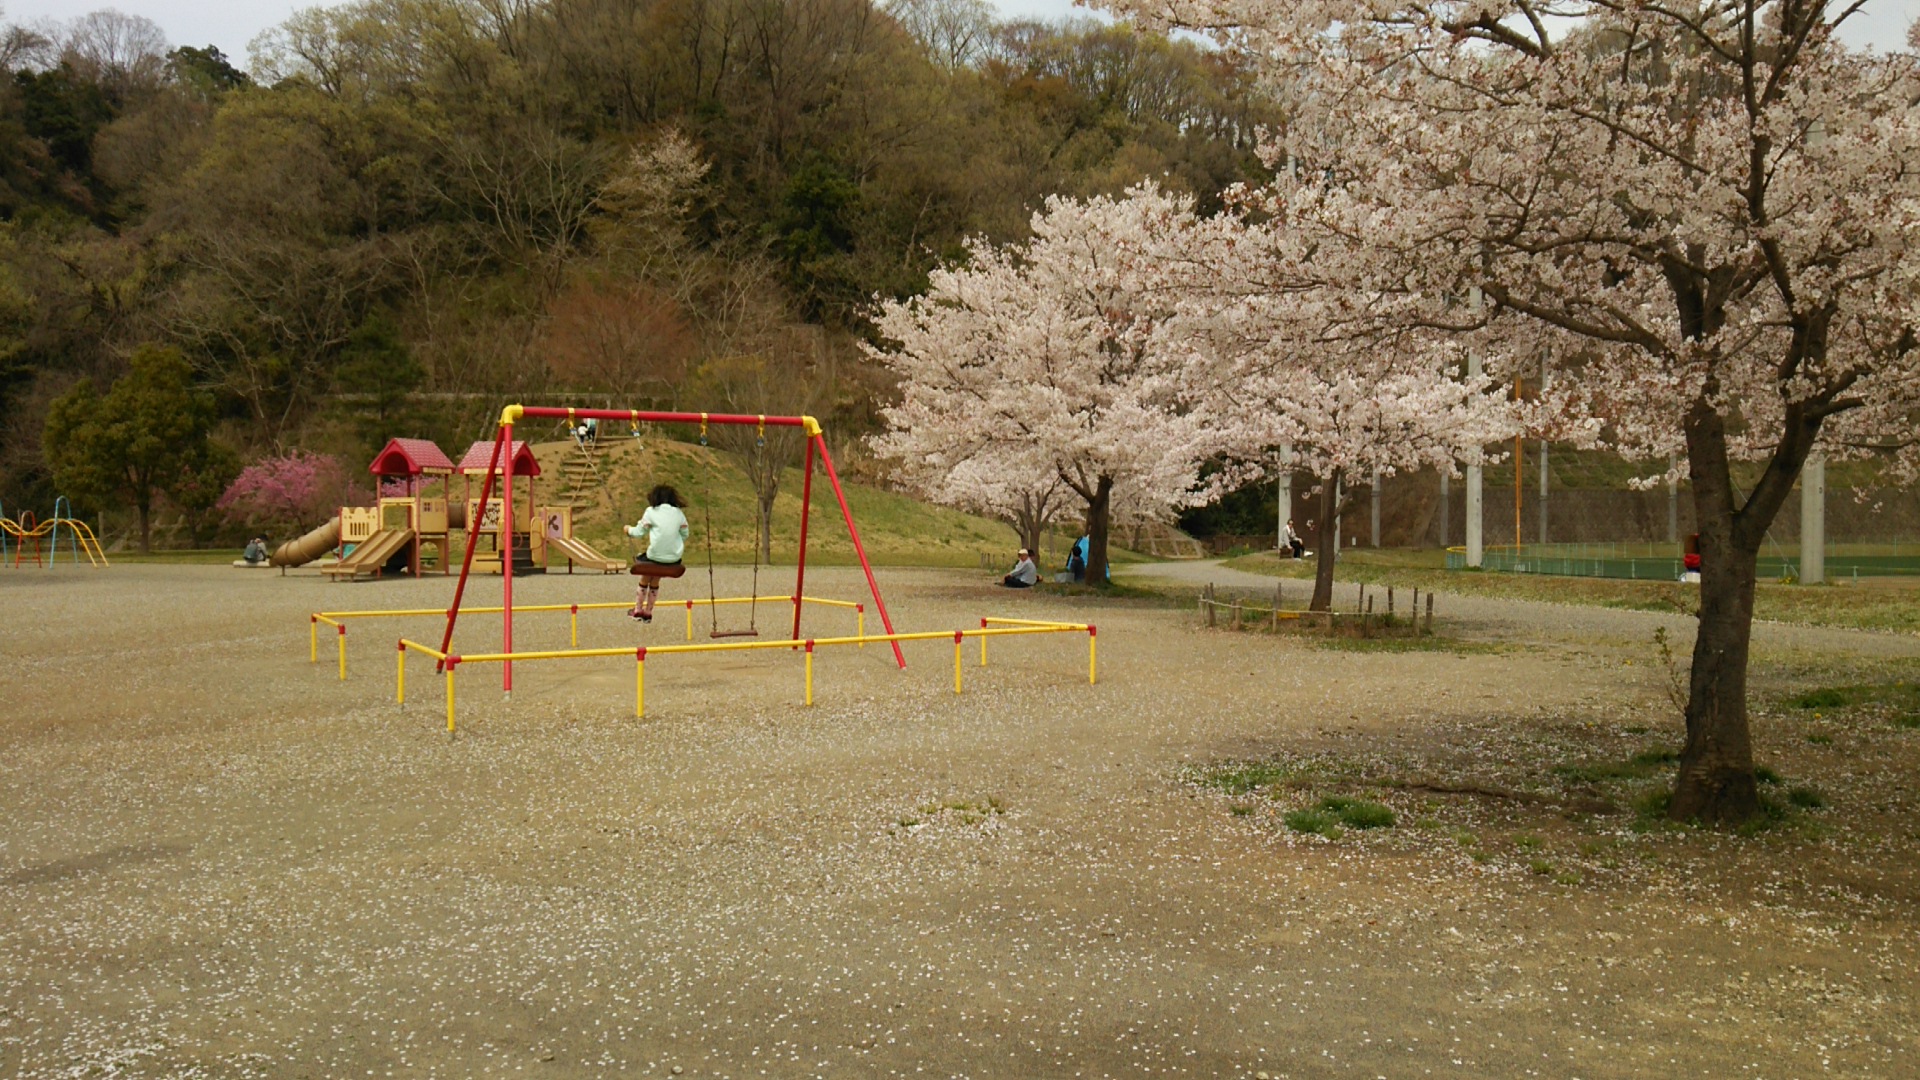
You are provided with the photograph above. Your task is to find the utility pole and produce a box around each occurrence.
[1276,443,1292,550]
[1465,289,1484,568]
[1371,466,1381,546]
[1537,353,1549,545]
[1801,454,1826,584]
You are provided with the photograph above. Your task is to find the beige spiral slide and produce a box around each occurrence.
[270,518,342,567]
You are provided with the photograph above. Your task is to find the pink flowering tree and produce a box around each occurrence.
[1157,197,1529,610]
[869,189,1228,586]
[1106,0,1920,823]
[888,442,1068,557]
[217,450,354,533]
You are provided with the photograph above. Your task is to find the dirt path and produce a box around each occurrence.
[2,564,1916,1077]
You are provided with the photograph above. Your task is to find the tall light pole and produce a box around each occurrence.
[1465,288,1484,568]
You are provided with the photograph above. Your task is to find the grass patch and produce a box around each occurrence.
[1552,746,1678,784]
[1278,796,1395,836]
[1283,809,1339,837]
[1630,789,1676,831]
[1295,633,1499,654]
[1193,760,1298,796]
[542,437,1150,570]
[1784,682,1920,727]
[1317,796,1396,830]
[1792,687,1854,709]
[1221,550,1920,634]
[1787,785,1827,809]
[907,796,1006,827]
[1753,765,1782,785]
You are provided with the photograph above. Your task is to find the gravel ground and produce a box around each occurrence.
[3,563,1918,1078]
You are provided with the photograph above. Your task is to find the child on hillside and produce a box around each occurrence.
[626,484,690,622]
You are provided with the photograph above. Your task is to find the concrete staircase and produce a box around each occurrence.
[554,439,611,511]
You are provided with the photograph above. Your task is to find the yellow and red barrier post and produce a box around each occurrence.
[635,647,646,718]
[1088,625,1097,684]
[444,655,459,733]
[804,639,815,705]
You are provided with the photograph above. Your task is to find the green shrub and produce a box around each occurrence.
[1318,796,1395,830]
[1283,809,1338,837]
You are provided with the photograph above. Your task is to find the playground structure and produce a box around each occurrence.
[270,436,625,578]
[302,404,1100,726]
[0,497,109,568]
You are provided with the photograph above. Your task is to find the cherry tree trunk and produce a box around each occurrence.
[1083,476,1114,588]
[1668,411,1770,825]
[1309,469,1341,612]
[1013,509,1044,558]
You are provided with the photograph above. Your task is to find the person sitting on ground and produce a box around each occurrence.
[242,535,269,564]
[1002,548,1038,589]
[625,484,689,622]
[1067,535,1089,582]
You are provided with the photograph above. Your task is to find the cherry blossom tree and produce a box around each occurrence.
[217,450,353,533]
[1106,0,1920,823]
[887,442,1069,556]
[1155,194,1530,610]
[869,189,1226,586]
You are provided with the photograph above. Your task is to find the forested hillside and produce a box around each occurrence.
[0,0,1275,541]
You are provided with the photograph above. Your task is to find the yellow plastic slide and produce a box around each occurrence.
[547,535,624,573]
[323,528,414,579]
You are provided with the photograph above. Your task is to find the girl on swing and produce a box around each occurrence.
[626,484,690,622]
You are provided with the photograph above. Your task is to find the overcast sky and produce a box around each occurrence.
[3,0,1913,72]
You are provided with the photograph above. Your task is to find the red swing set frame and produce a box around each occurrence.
[437,405,906,691]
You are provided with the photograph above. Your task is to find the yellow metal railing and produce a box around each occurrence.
[309,595,865,677]
[387,619,1094,732]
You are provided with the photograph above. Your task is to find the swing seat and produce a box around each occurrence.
[709,629,759,639]
[630,561,688,579]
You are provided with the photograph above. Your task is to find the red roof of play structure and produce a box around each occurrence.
[456,440,541,477]
[368,438,455,476]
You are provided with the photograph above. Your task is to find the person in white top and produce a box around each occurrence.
[625,484,690,622]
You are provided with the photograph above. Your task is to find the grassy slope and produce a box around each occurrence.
[534,438,1105,569]
[1220,548,1920,634]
